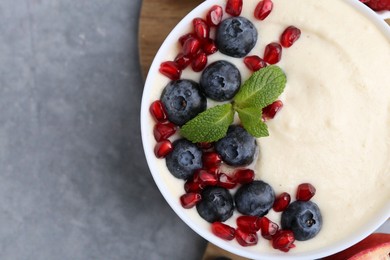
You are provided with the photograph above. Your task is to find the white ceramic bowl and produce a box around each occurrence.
[140,1,390,259]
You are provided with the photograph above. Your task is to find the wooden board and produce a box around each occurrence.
[139,0,203,79]
[139,1,390,258]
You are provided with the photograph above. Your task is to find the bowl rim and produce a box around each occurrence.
[140,0,390,259]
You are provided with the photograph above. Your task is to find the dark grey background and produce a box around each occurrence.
[0,0,206,259]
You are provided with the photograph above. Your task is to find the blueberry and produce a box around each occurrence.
[281,201,322,241]
[196,186,234,223]
[234,180,275,217]
[165,139,203,180]
[160,79,207,126]
[216,17,258,58]
[215,125,257,166]
[200,61,241,101]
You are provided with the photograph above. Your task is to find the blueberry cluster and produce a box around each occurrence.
[154,2,322,249]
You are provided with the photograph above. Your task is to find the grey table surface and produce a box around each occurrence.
[0,0,207,259]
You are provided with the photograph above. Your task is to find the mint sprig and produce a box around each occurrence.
[236,106,269,137]
[180,65,286,143]
[180,103,234,143]
[234,65,287,109]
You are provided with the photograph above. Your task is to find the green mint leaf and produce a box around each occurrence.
[234,65,287,109]
[180,103,234,143]
[237,106,269,137]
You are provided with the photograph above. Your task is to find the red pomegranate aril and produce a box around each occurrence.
[154,140,173,158]
[234,169,255,184]
[218,173,237,189]
[264,42,282,64]
[280,26,301,48]
[296,183,316,201]
[361,0,390,11]
[236,216,260,233]
[197,142,214,150]
[174,53,192,70]
[207,166,220,175]
[149,100,167,122]
[159,61,181,80]
[272,230,296,252]
[206,5,223,27]
[179,33,195,46]
[192,169,202,183]
[254,0,274,20]
[203,39,218,55]
[235,228,258,247]
[273,192,291,212]
[198,170,218,186]
[244,55,267,72]
[153,122,177,142]
[193,18,210,40]
[180,193,202,209]
[211,222,236,241]
[184,180,203,193]
[262,100,283,121]
[183,37,201,58]
[192,52,207,72]
[259,217,279,240]
[202,152,222,169]
[226,0,243,16]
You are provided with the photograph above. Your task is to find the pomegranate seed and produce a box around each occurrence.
[259,217,279,240]
[179,33,195,46]
[192,169,202,182]
[236,216,260,233]
[226,0,243,16]
[244,55,267,72]
[183,37,201,58]
[235,228,258,247]
[262,100,283,121]
[184,180,203,193]
[218,173,237,189]
[272,230,296,252]
[154,140,173,158]
[180,193,202,209]
[149,100,167,122]
[280,26,301,48]
[198,170,218,186]
[197,142,214,150]
[174,53,192,70]
[203,39,218,55]
[202,152,222,169]
[207,166,220,175]
[211,222,236,241]
[193,18,210,40]
[362,0,390,11]
[193,169,217,183]
[153,122,177,142]
[234,169,255,184]
[206,5,223,27]
[264,42,282,64]
[296,183,316,201]
[273,192,291,212]
[192,52,207,72]
[159,61,181,80]
[254,0,274,20]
